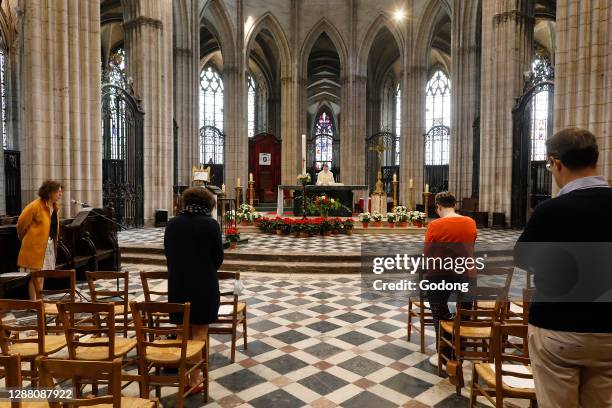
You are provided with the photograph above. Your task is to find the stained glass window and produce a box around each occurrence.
[247,75,256,138]
[201,127,224,165]
[314,112,333,168]
[395,84,401,166]
[199,66,224,131]
[530,58,552,161]
[0,47,7,150]
[425,70,451,165]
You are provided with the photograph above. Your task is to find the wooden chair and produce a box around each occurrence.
[469,323,537,408]
[0,354,22,408]
[37,357,158,408]
[30,269,76,333]
[140,271,168,302]
[87,271,132,337]
[438,286,505,395]
[0,299,66,386]
[407,279,434,353]
[209,271,248,362]
[130,301,208,407]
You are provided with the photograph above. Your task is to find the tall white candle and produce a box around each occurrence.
[237,178,241,188]
[393,173,397,182]
[425,184,429,193]
[301,134,307,174]
[221,183,226,192]
[249,172,253,182]
[409,178,413,188]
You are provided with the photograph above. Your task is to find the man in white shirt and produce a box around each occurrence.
[316,164,334,186]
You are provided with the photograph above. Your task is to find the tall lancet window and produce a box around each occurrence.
[314,111,334,169]
[199,66,224,131]
[395,83,401,166]
[0,45,7,150]
[247,74,256,138]
[530,57,553,161]
[424,70,451,165]
[199,65,224,164]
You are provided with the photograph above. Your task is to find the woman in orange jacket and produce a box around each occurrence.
[16,180,63,300]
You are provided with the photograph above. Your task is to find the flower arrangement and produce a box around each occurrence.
[394,206,408,214]
[306,195,350,218]
[236,204,261,224]
[297,173,311,184]
[371,212,383,222]
[224,210,236,222]
[225,227,240,248]
[409,211,426,227]
[359,212,371,223]
[257,217,356,237]
[386,212,396,227]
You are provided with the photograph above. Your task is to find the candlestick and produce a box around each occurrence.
[392,179,399,208]
[301,134,307,174]
[237,178,241,188]
[235,186,243,207]
[248,180,255,206]
[423,193,429,227]
[408,186,414,211]
[393,173,397,182]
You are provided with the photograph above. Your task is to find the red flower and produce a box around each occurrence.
[225,227,239,235]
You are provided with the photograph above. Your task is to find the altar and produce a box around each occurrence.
[277,185,369,216]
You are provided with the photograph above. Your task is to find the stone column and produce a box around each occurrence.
[479,0,534,224]
[173,0,199,186]
[123,0,174,225]
[554,0,612,182]
[20,0,102,217]
[449,0,481,201]
[222,0,247,194]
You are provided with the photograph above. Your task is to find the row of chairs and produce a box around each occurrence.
[0,269,249,408]
[406,267,538,407]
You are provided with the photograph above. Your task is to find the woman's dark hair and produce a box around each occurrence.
[182,187,216,210]
[38,180,62,201]
[546,127,599,170]
[435,191,456,208]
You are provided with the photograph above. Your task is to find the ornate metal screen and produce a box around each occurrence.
[3,150,20,215]
[423,125,449,193]
[101,68,144,228]
[199,125,225,186]
[511,56,554,228]
[366,130,398,194]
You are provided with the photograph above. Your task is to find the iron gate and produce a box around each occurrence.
[101,73,144,228]
[3,150,20,215]
[423,125,449,193]
[199,125,225,187]
[511,58,554,228]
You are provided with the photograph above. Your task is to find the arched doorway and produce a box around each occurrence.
[101,49,144,227]
[511,56,554,228]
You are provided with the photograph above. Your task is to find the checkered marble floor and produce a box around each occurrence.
[5,266,532,408]
[119,228,522,253]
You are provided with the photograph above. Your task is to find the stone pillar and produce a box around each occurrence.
[20,0,102,217]
[402,64,427,205]
[123,0,174,225]
[449,0,481,201]
[479,0,534,224]
[223,0,247,194]
[173,0,199,186]
[554,0,612,183]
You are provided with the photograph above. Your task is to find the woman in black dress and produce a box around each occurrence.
[164,187,224,390]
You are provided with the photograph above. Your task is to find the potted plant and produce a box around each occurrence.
[291,220,301,237]
[396,212,409,227]
[331,218,342,234]
[299,222,310,238]
[410,211,426,228]
[344,218,354,235]
[251,211,262,226]
[320,218,332,236]
[359,212,371,228]
[386,212,396,227]
[225,227,240,249]
[372,212,383,227]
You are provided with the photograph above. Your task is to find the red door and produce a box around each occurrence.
[248,133,281,203]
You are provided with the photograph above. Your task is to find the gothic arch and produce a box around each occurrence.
[245,13,291,79]
[414,0,452,67]
[357,13,405,78]
[199,0,236,68]
[299,18,348,81]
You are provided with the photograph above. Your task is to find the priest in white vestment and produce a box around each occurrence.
[316,164,335,186]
